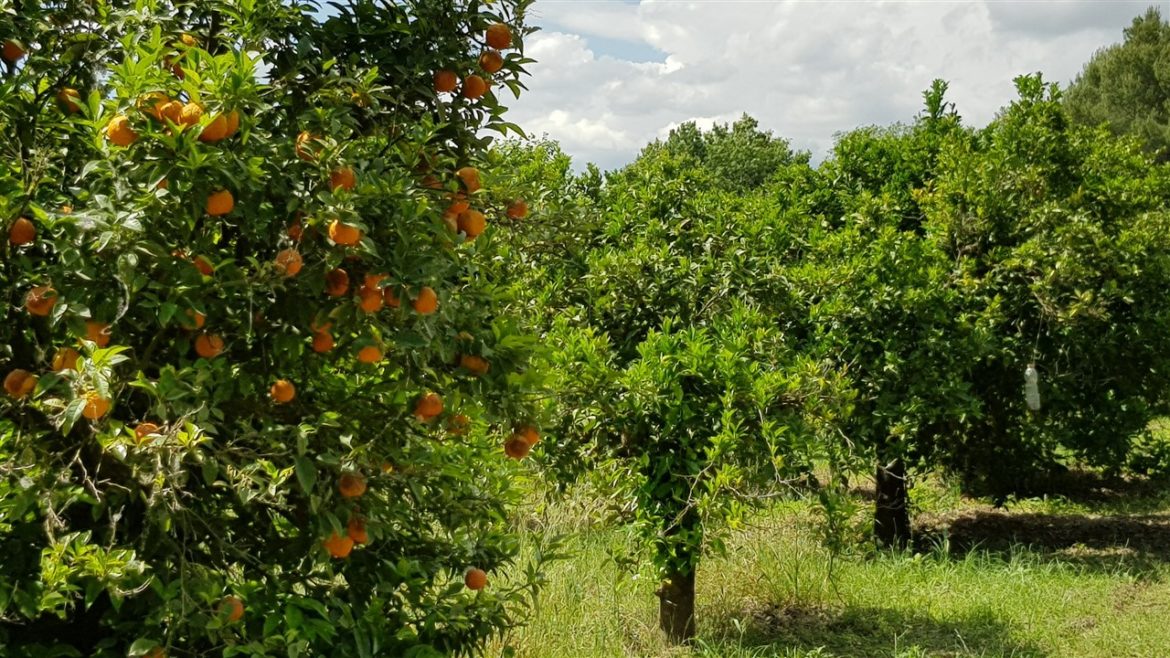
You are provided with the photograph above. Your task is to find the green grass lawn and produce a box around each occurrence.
[492,477,1170,658]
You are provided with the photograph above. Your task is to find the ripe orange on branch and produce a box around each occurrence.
[328,220,362,246]
[194,333,225,358]
[325,268,350,296]
[323,532,354,558]
[84,321,111,347]
[4,370,37,399]
[295,131,322,162]
[206,190,234,216]
[414,392,443,420]
[25,285,57,317]
[413,286,438,315]
[1,39,26,63]
[9,217,35,245]
[506,199,529,219]
[338,472,367,498]
[105,115,138,147]
[274,249,303,276]
[486,23,512,49]
[434,69,458,93]
[457,209,486,239]
[464,567,488,591]
[51,347,80,372]
[82,392,111,420]
[56,87,81,113]
[462,75,487,100]
[347,517,369,544]
[479,50,503,74]
[330,167,357,192]
[269,379,296,403]
[218,596,245,623]
[356,345,383,364]
[134,422,162,442]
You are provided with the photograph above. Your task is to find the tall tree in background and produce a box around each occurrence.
[1066,7,1170,160]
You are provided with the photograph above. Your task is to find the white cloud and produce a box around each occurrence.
[509,0,1146,170]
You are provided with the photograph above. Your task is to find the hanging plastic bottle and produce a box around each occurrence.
[1024,363,1041,411]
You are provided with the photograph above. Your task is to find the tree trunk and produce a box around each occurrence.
[657,568,696,643]
[874,456,910,549]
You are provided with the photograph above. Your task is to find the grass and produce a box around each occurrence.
[490,475,1170,658]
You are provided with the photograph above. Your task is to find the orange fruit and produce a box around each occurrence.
[218,596,244,623]
[413,392,443,420]
[462,74,487,100]
[447,194,470,215]
[330,167,357,192]
[9,217,35,245]
[347,516,369,544]
[199,114,228,142]
[323,532,354,558]
[486,23,512,49]
[3,370,37,399]
[328,220,362,246]
[504,435,532,459]
[105,115,138,147]
[193,255,215,277]
[182,309,206,330]
[1,39,26,63]
[357,285,383,313]
[57,87,82,113]
[356,345,382,363]
[441,213,459,233]
[206,189,234,216]
[179,33,198,47]
[51,347,80,372]
[457,210,486,239]
[383,286,400,308]
[159,100,183,124]
[269,379,296,403]
[295,131,321,162]
[325,268,350,296]
[517,425,540,446]
[506,199,529,219]
[194,333,225,358]
[311,330,334,353]
[363,272,387,288]
[455,167,481,193]
[287,220,303,242]
[448,414,470,436]
[459,354,489,376]
[134,422,161,442]
[421,175,442,190]
[84,320,111,347]
[224,110,240,137]
[25,285,57,317]
[338,472,367,498]
[413,286,438,315]
[464,567,488,591]
[274,249,303,277]
[434,69,458,93]
[479,50,503,74]
[82,392,111,420]
[178,102,203,127]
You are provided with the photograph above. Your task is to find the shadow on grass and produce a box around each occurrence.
[915,510,1170,579]
[700,603,1046,658]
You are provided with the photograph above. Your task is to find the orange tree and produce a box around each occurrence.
[0,1,545,656]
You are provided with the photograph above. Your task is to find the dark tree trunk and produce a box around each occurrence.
[657,568,696,643]
[874,457,910,549]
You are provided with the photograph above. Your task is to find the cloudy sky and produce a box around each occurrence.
[505,0,1155,170]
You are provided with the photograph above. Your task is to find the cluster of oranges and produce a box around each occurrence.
[432,22,514,101]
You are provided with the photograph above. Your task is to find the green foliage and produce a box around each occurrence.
[1066,7,1170,160]
[645,114,808,193]
[921,74,1170,495]
[0,1,548,656]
